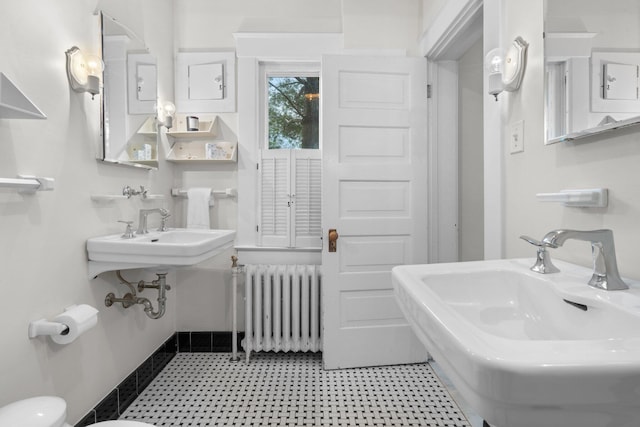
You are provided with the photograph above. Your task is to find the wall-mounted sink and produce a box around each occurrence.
[87,228,236,278]
[392,258,640,427]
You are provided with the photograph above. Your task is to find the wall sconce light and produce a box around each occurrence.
[157,101,176,130]
[485,47,505,101]
[484,37,529,101]
[65,46,102,99]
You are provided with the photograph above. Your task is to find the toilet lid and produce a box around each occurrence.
[0,396,66,427]
[93,422,156,427]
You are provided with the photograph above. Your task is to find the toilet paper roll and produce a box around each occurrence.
[50,304,99,345]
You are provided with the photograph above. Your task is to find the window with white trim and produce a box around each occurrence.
[257,63,322,248]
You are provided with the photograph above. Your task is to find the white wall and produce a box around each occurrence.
[173,0,421,54]
[0,0,176,423]
[421,0,448,34]
[173,0,343,48]
[342,0,422,55]
[502,0,640,281]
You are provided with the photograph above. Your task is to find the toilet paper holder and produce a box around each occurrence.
[28,304,98,343]
[28,319,70,338]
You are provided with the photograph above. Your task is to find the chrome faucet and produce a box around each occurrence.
[541,229,628,290]
[137,208,170,234]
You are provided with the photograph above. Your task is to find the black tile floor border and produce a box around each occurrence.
[75,332,243,426]
[75,333,178,427]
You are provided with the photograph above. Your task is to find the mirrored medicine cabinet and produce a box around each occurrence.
[99,11,159,169]
[544,0,640,144]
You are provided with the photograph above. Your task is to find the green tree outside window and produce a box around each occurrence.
[268,77,319,149]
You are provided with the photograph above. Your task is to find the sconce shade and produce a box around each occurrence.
[485,48,505,100]
[162,101,176,129]
[158,101,176,129]
[162,101,176,117]
[65,46,101,98]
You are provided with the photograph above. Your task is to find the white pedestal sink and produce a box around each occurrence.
[87,228,236,278]
[392,258,640,427]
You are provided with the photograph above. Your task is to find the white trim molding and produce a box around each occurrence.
[235,33,344,255]
[420,0,505,261]
[421,0,483,263]
[420,0,483,60]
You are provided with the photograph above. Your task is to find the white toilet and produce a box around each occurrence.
[0,396,155,427]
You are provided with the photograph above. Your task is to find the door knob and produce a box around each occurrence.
[328,229,339,252]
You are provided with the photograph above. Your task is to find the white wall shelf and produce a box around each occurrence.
[0,72,46,120]
[0,176,54,192]
[171,187,237,198]
[166,116,215,139]
[166,115,238,163]
[90,194,165,203]
[135,116,158,137]
[167,141,237,163]
[536,188,608,208]
[120,117,159,164]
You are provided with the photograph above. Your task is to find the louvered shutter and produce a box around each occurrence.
[259,150,291,247]
[293,150,322,248]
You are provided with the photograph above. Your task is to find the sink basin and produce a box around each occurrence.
[392,258,640,427]
[87,228,236,277]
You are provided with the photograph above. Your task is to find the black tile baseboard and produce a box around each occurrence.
[75,333,178,427]
[177,331,244,353]
[75,331,244,426]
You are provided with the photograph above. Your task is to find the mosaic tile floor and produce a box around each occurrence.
[120,352,472,426]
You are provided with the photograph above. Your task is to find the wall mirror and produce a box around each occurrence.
[544,0,640,144]
[100,11,159,168]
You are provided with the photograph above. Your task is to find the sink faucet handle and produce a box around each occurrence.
[520,235,560,274]
[159,212,171,231]
[122,185,135,199]
[118,220,135,239]
[520,235,558,248]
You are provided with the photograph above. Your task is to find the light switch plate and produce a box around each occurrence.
[510,120,524,154]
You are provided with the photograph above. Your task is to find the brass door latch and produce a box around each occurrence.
[328,229,339,252]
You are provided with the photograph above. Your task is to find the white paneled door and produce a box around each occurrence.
[321,55,429,369]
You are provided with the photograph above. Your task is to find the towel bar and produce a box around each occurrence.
[171,188,237,198]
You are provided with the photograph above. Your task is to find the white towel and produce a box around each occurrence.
[186,187,212,229]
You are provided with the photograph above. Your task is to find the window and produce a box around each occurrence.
[258,63,322,248]
[268,76,319,149]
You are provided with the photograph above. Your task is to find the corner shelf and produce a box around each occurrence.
[167,141,237,163]
[122,117,159,163]
[135,116,158,137]
[0,175,54,192]
[166,115,238,163]
[0,72,46,120]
